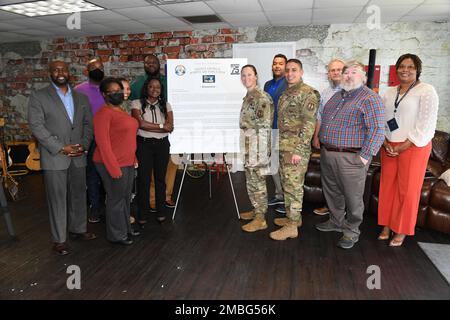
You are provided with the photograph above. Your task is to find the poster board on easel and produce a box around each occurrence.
[166,58,248,220]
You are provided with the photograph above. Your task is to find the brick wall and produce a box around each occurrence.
[0,28,247,141]
[0,22,448,142]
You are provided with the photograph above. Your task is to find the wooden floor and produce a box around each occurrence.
[0,170,449,300]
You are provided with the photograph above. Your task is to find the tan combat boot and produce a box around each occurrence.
[273,217,302,227]
[242,215,267,232]
[269,220,298,240]
[240,211,255,221]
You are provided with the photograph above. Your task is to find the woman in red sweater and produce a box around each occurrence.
[93,77,139,245]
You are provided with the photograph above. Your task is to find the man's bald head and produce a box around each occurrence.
[49,60,69,87]
[86,58,105,83]
[87,58,103,72]
[49,60,67,71]
[144,54,160,77]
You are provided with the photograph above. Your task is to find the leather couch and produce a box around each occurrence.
[303,130,450,235]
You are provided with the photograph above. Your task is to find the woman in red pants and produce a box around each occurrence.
[378,54,439,246]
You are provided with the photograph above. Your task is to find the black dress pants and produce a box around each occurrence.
[136,136,170,220]
[95,164,134,241]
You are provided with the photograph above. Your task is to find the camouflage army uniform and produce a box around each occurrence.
[239,87,274,218]
[277,81,320,223]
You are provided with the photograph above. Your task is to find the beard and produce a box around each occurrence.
[341,80,363,91]
[51,76,68,86]
[145,68,159,77]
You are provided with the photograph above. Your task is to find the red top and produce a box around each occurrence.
[93,106,139,178]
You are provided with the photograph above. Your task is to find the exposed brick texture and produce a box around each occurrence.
[0,28,242,141]
[0,23,449,142]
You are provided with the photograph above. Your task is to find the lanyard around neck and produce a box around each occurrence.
[394,80,416,114]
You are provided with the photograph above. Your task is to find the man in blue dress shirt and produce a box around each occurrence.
[264,54,288,215]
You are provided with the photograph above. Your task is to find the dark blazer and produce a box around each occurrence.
[27,84,93,170]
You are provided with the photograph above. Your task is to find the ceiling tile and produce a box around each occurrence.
[314,7,365,19]
[259,0,314,11]
[190,22,232,29]
[355,4,418,22]
[408,4,450,15]
[80,10,130,22]
[158,2,215,17]
[377,5,418,16]
[0,9,24,20]
[0,0,30,4]
[220,12,270,27]
[36,13,95,26]
[207,0,262,13]
[7,18,59,28]
[313,17,358,24]
[114,6,171,20]
[266,10,312,25]
[368,0,424,5]
[14,29,54,36]
[315,0,370,8]
[79,23,113,33]
[139,17,191,28]
[423,0,450,4]
[86,0,151,9]
[0,21,27,31]
[102,20,150,30]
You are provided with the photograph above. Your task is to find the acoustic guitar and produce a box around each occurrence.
[0,144,20,201]
[25,141,41,171]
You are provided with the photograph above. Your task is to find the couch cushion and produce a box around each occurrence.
[431,130,450,164]
[425,180,450,234]
[429,180,450,211]
[427,159,446,177]
[417,205,428,228]
[421,178,438,205]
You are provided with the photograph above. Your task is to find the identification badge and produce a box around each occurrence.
[387,118,399,132]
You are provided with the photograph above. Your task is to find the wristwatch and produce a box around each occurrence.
[159,123,164,129]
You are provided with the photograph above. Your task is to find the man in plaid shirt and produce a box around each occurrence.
[316,60,385,249]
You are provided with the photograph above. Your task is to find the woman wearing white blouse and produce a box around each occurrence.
[131,78,174,225]
[377,54,439,247]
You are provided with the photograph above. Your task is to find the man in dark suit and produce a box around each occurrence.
[28,60,97,255]
[264,54,289,215]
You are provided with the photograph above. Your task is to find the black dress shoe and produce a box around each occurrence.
[110,238,133,245]
[53,243,70,255]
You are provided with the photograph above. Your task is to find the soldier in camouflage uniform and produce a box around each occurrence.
[270,59,320,241]
[239,65,274,233]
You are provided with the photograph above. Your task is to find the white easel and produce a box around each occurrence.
[172,153,240,221]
